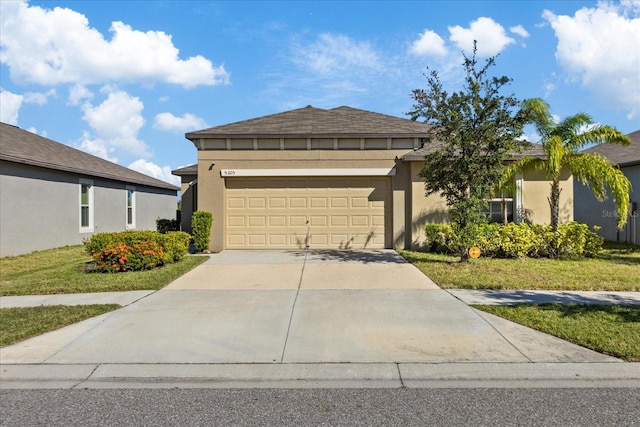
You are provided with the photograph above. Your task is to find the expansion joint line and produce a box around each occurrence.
[279,248,308,363]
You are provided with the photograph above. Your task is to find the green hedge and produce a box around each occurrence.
[156,218,180,234]
[423,222,603,258]
[84,230,191,272]
[191,211,212,252]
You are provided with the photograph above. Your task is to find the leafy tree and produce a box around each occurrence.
[408,43,530,261]
[500,98,631,253]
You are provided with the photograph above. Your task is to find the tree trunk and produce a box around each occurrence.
[549,180,561,233]
[549,180,561,258]
[502,198,508,225]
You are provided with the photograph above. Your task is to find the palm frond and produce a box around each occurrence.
[569,153,631,228]
[567,125,631,152]
[545,135,564,179]
[521,98,554,138]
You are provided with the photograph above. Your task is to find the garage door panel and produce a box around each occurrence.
[290,216,307,227]
[290,198,307,208]
[269,216,286,227]
[351,197,368,208]
[227,198,245,208]
[331,216,348,227]
[269,235,287,245]
[351,216,369,227]
[248,234,266,245]
[248,216,266,227]
[225,177,389,249]
[269,197,286,208]
[227,216,245,227]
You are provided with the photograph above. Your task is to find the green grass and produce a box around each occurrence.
[0,304,120,347]
[473,304,640,361]
[399,242,640,291]
[0,246,208,296]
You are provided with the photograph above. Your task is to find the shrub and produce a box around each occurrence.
[84,230,191,272]
[156,218,180,234]
[159,231,191,263]
[424,223,458,254]
[192,211,213,252]
[422,222,603,259]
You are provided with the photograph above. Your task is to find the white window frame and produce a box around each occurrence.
[79,178,94,233]
[126,186,136,229]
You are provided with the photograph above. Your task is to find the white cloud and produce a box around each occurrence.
[410,29,448,56]
[78,88,151,161]
[154,112,209,133]
[543,2,640,118]
[509,25,530,38]
[0,89,23,125]
[68,84,93,106]
[128,159,180,186]
[77,131,119,163]
[448,17,516,56]
[23,89,56,106]
[0,0,230,88]
[293,33,381,74]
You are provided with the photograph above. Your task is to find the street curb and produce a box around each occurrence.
[2,362,639,389]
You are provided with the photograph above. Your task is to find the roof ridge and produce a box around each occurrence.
[0,122,178,190]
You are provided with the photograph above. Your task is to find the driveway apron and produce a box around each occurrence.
[0,250,618,364]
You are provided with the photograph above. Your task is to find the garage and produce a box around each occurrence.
[225,176,390,249]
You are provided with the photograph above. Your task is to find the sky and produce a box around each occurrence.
[1,0,639,186]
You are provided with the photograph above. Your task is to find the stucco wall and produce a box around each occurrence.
[197,149,410,252]
[521,168,573,225]
[574,164,639,245]
[0,161,177,257]
[406,163,575,247]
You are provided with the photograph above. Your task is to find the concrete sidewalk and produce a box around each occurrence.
[448,289,640,306]
[1,250,638,389]
[0,291,155,308]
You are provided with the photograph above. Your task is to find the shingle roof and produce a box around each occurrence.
[582,130,640,167]
[172,164,198,176]
[186,105,432,140]
[0,122,178,191]
[401,139,545,162]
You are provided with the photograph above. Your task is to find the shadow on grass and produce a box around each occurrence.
[535,303,640,323]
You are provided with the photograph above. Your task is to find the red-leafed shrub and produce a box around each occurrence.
[84,230,189,273]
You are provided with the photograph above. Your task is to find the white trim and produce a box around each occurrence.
[220,168,396,177]
[126,186,136,229]
[79,178,94,233]
[515,172,524,223]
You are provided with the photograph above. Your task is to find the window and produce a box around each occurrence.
[79,179,94,232]
[482,191,513,224]
[126,186,135,228]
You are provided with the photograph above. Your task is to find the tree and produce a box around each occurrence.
[500,98,631,252]
[408,43,530,261]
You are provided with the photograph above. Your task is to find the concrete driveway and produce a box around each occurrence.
[0,250,618,365]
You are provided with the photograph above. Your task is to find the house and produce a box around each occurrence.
[574,130,639,245]
[175,106,572,251]
[0,122,179,257]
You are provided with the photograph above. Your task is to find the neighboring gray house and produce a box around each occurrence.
[0,122,179,257]
[574,130,639,245]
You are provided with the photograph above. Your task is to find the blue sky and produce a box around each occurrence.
[2,0,639,186]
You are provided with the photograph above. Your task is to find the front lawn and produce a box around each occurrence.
[473,304,640,362]
[400,242,640,291]
[0,246,208,296]
[0,304,120,347]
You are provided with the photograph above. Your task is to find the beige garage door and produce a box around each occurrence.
[225,177,390,249]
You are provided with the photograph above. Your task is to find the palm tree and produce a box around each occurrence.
[500,99,631,236]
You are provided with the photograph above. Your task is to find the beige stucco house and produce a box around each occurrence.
[174,106,572,251]
[574,130,639,245]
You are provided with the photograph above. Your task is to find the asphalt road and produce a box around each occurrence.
[2,388,639,426]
